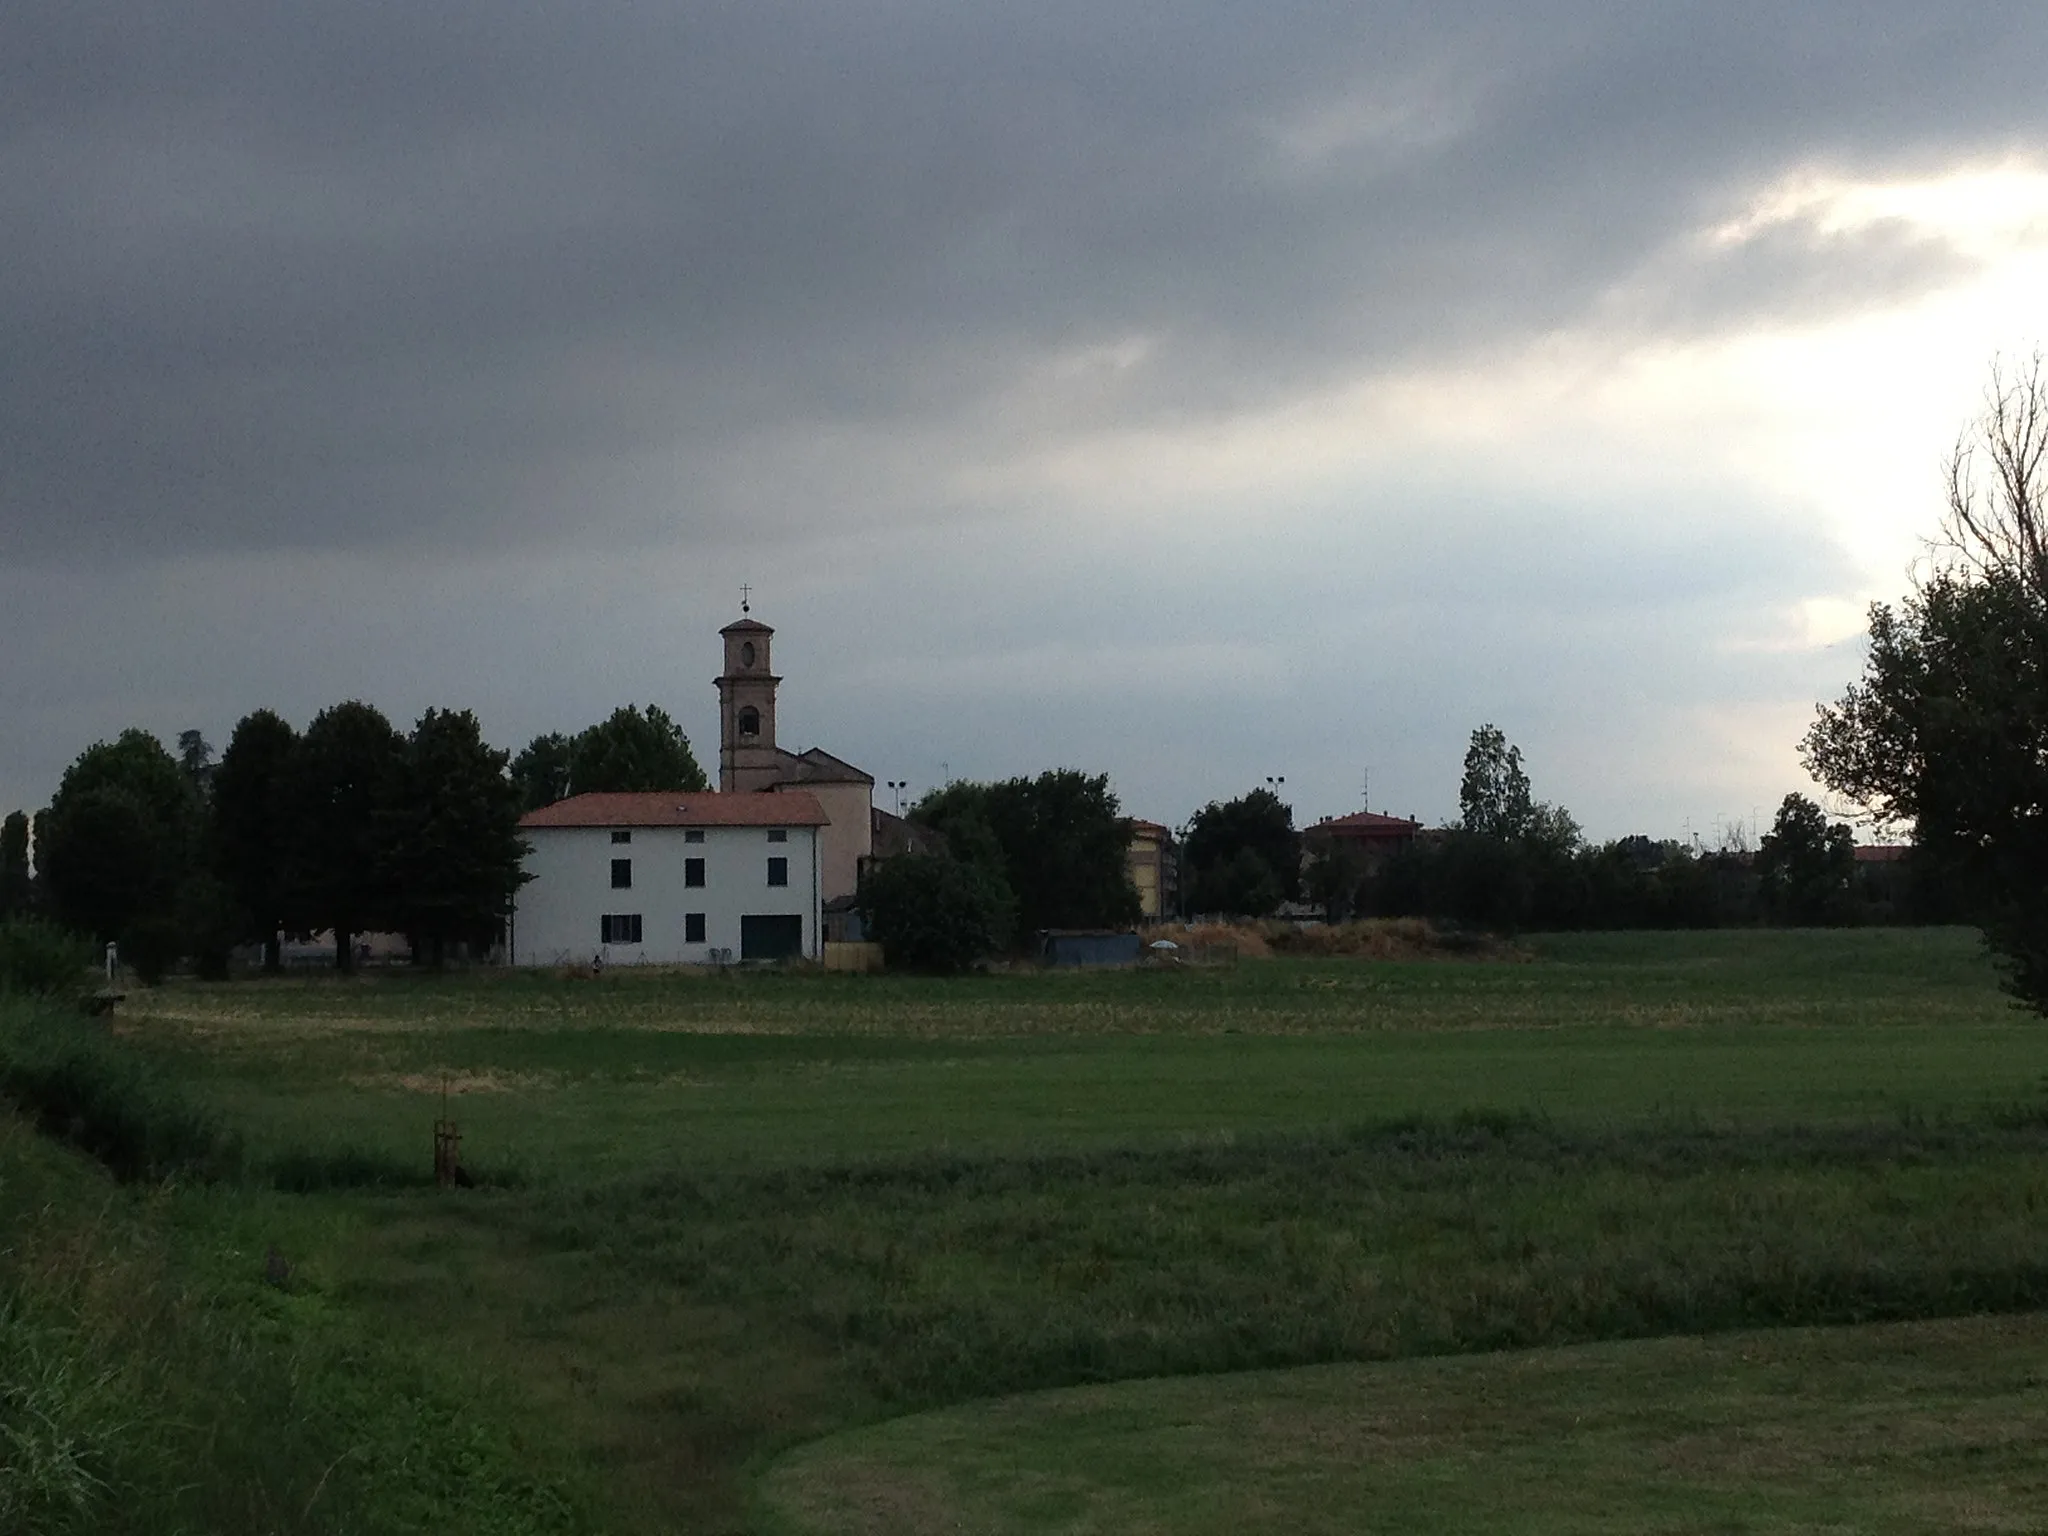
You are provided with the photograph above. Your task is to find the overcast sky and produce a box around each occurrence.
[7,2,2048,843]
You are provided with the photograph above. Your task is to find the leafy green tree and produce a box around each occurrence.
[899,785,1017,945]
[984,770,1138,935]
[1192,845,1285,918]
[37,731,197,954]
[1304,840,1366,922]
[177,729,216,799]
[288,701,405,970]
[569,706,709,795]
[1805,357,2048,1007]
[1459,724,1534,840]
[1755,794,1855,926]
[1182,789,1299,916]
[0,810,30,918]
[858,852,1007,973]
[212,709,302,971]
[37,789,174,947]
[384,709,530,965]
[911,771,1137,938]
[511,731,574,811]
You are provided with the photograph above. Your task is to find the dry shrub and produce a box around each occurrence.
[1143,919,1522,962]
[1265,918,1525,960]
[1139,923,1270,959]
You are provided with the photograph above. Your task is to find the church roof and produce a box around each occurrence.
[719,618,774,635]
[520,790,827,829]
[775,746,874,785]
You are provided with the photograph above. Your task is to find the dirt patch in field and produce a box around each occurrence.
[349,1070,552,1095]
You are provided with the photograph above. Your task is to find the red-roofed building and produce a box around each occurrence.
[519,791,828,831]
[512,606,903,963]
[1303,810,1423,871]
[510,789,826,965]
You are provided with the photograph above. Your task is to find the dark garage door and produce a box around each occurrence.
[740,914,804,961]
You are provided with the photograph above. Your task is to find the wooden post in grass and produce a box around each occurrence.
[433,1075,463,1187]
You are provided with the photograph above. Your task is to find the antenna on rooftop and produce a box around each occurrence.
[740,583,752,615]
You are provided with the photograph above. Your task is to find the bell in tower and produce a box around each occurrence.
[715,616,782,791]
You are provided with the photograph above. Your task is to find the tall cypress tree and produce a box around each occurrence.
[0,810,30,918]
[212,709,301,971]
[36,731,198,963]
[288,702,404,970]
[385,709,529,966]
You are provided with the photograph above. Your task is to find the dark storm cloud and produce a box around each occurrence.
[6,1,2046,564]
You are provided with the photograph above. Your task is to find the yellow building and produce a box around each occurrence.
[1125,819,1178,919]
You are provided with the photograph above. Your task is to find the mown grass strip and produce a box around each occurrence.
[758,1312,2048,1536]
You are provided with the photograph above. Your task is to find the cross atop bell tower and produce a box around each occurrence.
[715,613,781,791]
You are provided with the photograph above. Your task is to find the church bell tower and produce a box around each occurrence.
[715,616,782,791]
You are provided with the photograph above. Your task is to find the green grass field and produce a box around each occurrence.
[761,1313,2048,1535]
[115,927,2048,1177]
[7,927,2048,1533]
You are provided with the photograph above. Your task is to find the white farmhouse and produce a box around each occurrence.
[510,790,827,966]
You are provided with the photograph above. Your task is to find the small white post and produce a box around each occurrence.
[105,941,118,983]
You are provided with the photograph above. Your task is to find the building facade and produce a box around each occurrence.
[510,790,826,966]
[1303,810,1422,871]
[1125,819,1179,919]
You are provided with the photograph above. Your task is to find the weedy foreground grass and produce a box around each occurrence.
[0,1000,600,1535]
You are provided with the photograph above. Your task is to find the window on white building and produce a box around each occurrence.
[767,828,787,843]
[685,858,706,888]
[767,857,788,887]
[685,913,705,943]
[600,914,643,944]
[611,859,632,889]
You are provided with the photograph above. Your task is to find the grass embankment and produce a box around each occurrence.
[0,997,600,1535]
[762,1313,2048,1535]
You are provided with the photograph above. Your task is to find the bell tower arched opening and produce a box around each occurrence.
[715,617,781,790]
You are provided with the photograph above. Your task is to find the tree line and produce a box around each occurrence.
[1169,727,1932,936]
[2,703,711,978]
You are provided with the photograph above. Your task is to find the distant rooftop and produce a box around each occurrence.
[1311,810,1423,835]
[520,790,827,829]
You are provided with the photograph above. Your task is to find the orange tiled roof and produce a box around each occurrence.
[1312,811,1422,835]
[520,790,828,829]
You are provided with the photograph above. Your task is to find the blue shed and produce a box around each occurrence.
[1038,929,1142,967]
